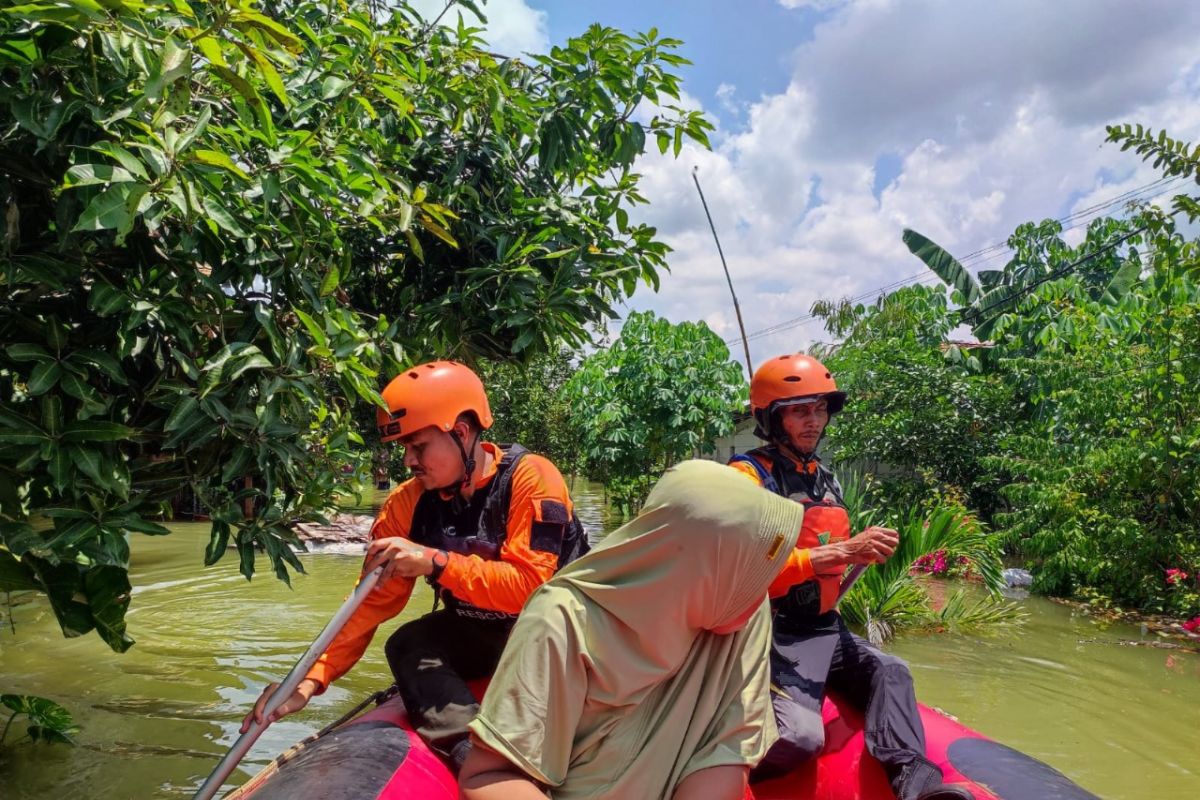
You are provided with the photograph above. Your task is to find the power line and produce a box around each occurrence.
[729,176,1193,347]
[735,274,948,345]
[964,215,1171,327]
[952,176,1191,272]
[732,273,922,343]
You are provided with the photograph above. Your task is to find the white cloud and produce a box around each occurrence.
[715,83,740,115]
[617,1,1200,365]
[793,0,1200,157]
[408,0,550,55]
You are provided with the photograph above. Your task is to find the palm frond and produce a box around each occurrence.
[840,506,1017,643]
[935,589,1027,633]
[836,469,882,533]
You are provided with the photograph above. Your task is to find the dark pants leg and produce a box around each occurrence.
[751,612,842,781]
[383,610,511,757]
[826,619,942,800]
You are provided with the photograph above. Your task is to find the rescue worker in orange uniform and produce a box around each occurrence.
[241,361,587,770]
[730,354,970,800]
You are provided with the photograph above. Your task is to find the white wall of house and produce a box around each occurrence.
[697,416,759,463]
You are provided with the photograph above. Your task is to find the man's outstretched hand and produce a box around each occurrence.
[239,678,319,733]
[810,526,899,575]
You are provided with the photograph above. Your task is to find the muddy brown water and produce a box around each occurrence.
[1,482,1197,798]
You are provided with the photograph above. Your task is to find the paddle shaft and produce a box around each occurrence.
[191,567,384,800]
[836,564,868,602]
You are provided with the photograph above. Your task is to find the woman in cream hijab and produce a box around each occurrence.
[459,459,806,799]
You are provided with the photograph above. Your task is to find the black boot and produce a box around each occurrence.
[896,760,975,800]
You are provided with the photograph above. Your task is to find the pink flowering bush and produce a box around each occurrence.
[1163,568,1198,629]
[912,549,973,578]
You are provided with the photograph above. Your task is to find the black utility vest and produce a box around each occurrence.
[409,443,588,623]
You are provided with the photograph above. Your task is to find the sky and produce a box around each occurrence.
[411,0,1200,365]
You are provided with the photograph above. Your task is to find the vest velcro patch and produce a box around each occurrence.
[538,498,570,524]
[530,520,567,554]
[531,499,569,554]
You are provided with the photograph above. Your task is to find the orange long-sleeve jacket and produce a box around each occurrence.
[305,442,571,691]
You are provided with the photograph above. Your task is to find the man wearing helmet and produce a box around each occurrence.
[729,354,970,800]
[241,361,587,770]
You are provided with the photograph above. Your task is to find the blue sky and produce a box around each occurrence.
[540,1,816,115]
[416,0,1200,363]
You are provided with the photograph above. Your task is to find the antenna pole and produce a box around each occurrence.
[692,167,753,377]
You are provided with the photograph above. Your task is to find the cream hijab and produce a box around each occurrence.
[469,459,805,798]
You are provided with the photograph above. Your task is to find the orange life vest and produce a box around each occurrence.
[730,447,851,618]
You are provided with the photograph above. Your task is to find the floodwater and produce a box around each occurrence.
[1,482,1197,799]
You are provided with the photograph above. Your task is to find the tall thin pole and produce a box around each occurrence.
[692,167,754,377]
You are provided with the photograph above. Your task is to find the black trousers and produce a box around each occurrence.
[383,609,511,756]
[754,612,939,799]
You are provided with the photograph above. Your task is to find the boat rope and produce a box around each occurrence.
[313,684,403,739]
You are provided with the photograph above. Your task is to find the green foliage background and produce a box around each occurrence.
[817,125,1200,616]
[563,311,746,512]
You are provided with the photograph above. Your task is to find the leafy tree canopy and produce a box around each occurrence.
[824,126,1200,614]
[563,310,745,511]
[0,0,711,649]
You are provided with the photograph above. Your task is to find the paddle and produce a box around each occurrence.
[191,566,384,800]
[836,564,868,603]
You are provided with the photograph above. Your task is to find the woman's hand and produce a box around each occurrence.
[459,737,547,800]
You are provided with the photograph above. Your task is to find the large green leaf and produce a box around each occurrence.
[965,283,1028,339]
[26,361,62,395]
[1104,258,1141,300]
[71,183,145,232]
[902,228,981,305]
[83,565,134,652]
[64,163,136,187]
[61,421,136,442]
[25,557,94,639]
[0,694,78,745]
[0,550,39,591]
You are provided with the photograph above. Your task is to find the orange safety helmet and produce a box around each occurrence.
[376,361,494,444]
[750,353,845,439]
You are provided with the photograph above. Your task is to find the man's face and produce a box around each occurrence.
[778,399,829,455]
[398,425,465,490]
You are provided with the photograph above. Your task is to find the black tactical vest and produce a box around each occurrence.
[409,444,589,622]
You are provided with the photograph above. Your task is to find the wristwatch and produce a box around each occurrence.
[429,549,449,583]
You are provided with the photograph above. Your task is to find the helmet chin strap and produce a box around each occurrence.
[444,427,482,513]
[769,415,825,475]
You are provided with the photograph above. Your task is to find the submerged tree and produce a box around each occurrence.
[476,347,580,470]
[0,0,711,649]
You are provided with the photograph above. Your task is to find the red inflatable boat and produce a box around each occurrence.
[224,687,1099,800]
